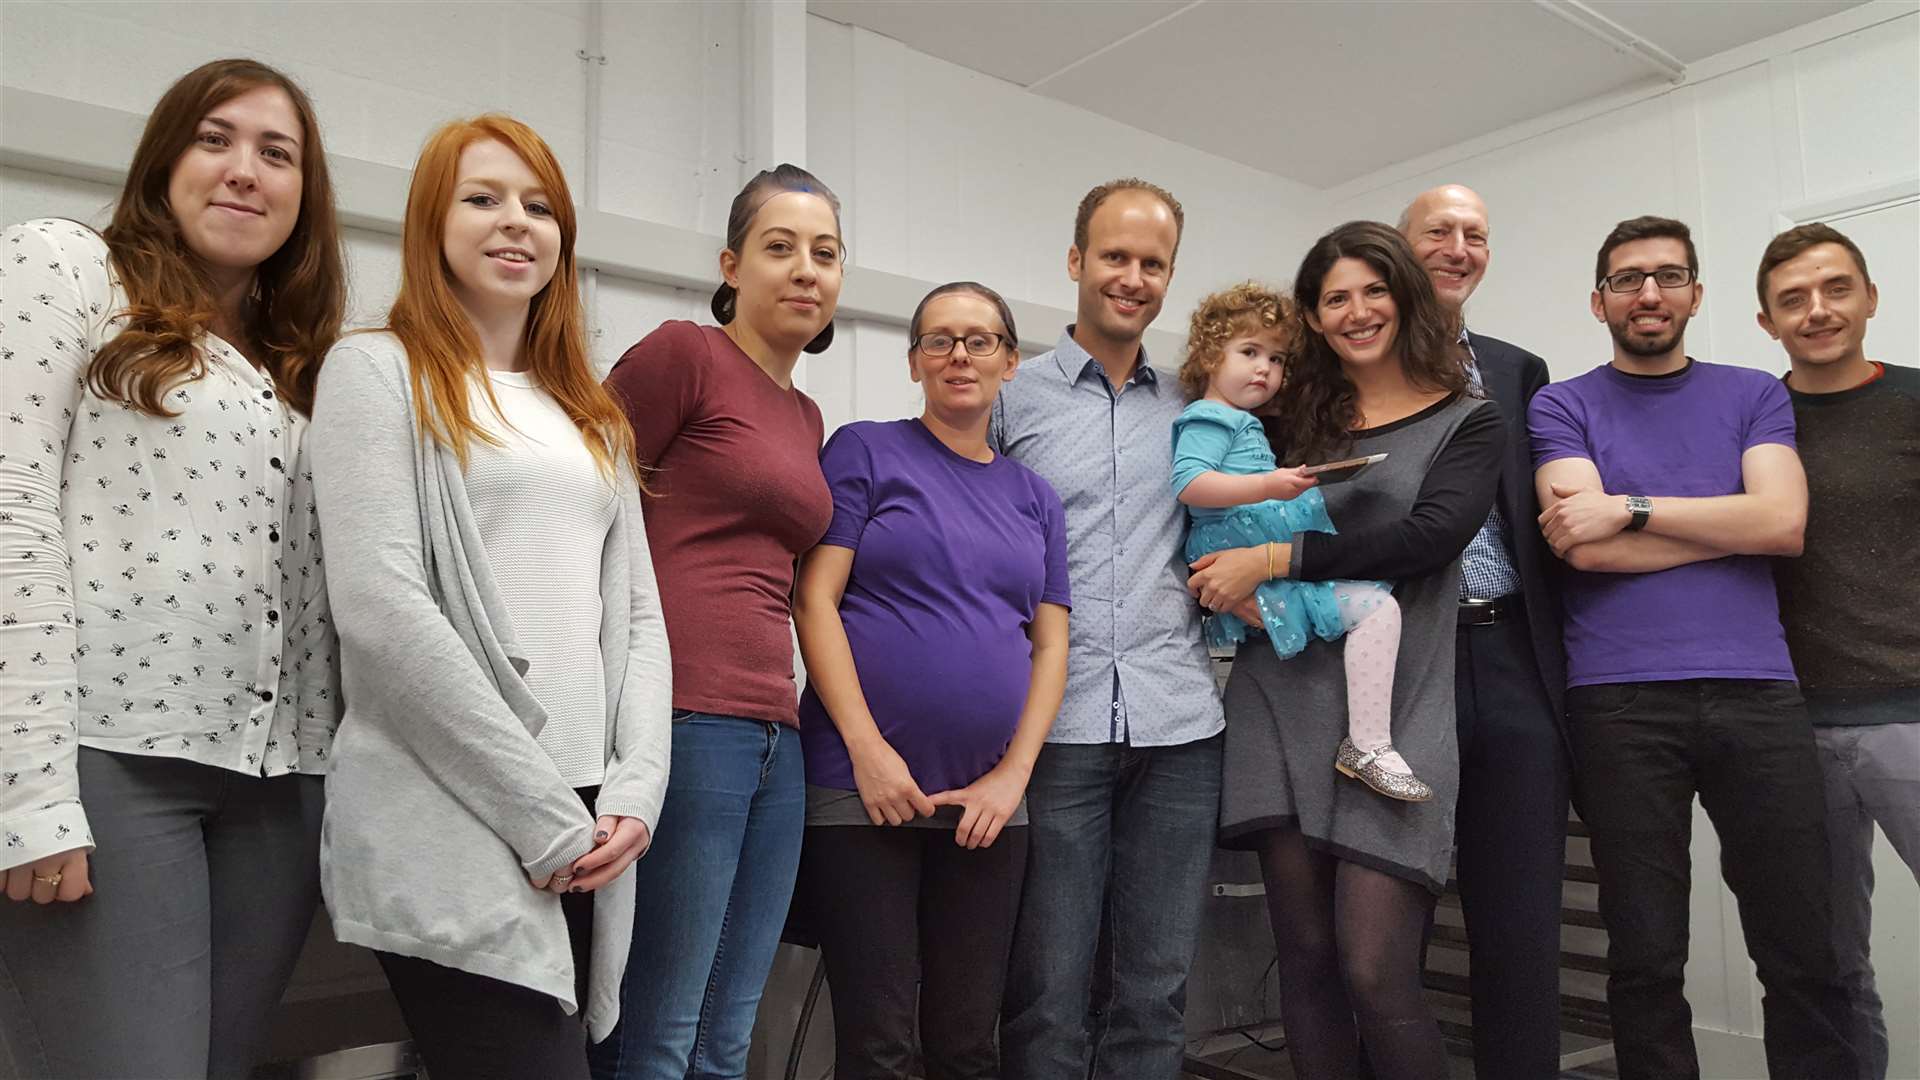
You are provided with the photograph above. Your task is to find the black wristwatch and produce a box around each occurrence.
[1624,494,1652,532]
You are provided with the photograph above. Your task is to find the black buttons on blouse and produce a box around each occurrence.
[266,609,279,624]
[262,389,274,400]
[269,530,280,543]
[257,688,274,703]
[270,456,283,471]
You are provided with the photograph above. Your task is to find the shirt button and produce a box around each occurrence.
[266,609,280,623]
[269,530,281,543]
[262,389,274,400]
[270,456,283,471]
[258,688,274,702]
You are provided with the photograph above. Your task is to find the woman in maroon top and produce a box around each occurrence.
[592,165,841,1080]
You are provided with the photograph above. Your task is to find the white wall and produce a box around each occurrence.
[1329,9,1920,1076]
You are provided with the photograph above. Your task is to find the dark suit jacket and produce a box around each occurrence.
[1467,330,1568,730]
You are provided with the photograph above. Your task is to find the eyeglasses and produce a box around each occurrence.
[1599,266,1695,293]
[913,332,1009,358]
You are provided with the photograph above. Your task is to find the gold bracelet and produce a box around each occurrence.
[1267,542,1275,580]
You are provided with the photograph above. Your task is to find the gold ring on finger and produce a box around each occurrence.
[32,872,61,886]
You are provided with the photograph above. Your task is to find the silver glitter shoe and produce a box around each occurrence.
[1334,738,1434,802]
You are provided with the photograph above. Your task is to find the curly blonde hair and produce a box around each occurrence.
[1176,282,1296,402]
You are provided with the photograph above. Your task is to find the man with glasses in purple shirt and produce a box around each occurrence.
[989,178,1224,1080]
[1527,215,1857,1079]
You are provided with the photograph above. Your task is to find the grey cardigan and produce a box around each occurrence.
[308,332,670,1040]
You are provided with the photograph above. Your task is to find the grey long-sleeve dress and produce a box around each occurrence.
[1219,394,1504,892]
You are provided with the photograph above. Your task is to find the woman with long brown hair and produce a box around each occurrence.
[0,58,346,1078]
[307,115,670,1079]
[1188,221,1503,1080]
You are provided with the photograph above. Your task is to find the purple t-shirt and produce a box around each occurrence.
[1528,360,1798,687]
[798,419,1071,794]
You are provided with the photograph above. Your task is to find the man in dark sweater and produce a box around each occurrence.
[1758,221,1919,1080]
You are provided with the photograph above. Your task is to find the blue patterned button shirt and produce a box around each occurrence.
[988,329,1224,746]
[1460,330,1523,600]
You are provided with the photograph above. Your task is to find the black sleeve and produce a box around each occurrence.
[1295,401,1507,582]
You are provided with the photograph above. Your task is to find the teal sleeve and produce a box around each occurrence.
[1171,415,1238,498]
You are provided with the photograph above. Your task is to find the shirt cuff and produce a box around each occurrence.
[0,800,95,872]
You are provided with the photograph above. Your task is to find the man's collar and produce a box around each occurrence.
[1053,325,1157,388]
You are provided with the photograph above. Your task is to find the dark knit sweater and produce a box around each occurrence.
[1776,361,1920,725]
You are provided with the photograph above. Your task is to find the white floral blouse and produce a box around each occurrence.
[0,218,339,871]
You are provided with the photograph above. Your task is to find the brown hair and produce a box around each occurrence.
[1272,221,1466,464]
[93,58,345,417]
[1594,215,1697,287]
[1756,222,1871,312]
[712,164,843,354]
[907,282,1018,347]
[385,115,631,481]
[1073,178,1185,262]
[1177,282,1295,402]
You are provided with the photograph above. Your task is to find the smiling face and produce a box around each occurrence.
[910,291,1019,419]
[1758,241,1877,368]
[1591,236,1701,362]
[1206,326,1290,410]
[440,138,561,321]
[1402,185,1489,309]
[165,83,304,288]
[721,190,843,353]
[1068,189,1178,351]
[1306,257,1401,370]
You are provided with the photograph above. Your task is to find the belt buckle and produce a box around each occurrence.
[1458,597,1500,626]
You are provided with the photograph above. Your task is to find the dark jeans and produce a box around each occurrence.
[1453,611,1570,1079]
[590,713,805,1080]
[1569,678,1857,1080]
[378,893,593,1080]
[1000,735,1223,1080]
[378,787,597,1080]
[0,748,323,1080]
[796,823,1029,1080]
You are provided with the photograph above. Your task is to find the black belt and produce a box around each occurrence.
[1458,594,1522,627]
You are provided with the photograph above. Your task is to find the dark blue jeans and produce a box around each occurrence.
[588,712,804,1080]
[1001,735,1223,1080]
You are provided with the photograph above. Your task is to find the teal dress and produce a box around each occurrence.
[1171,399,1384,657]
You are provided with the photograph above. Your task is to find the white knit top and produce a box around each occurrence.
[465,369,617,786]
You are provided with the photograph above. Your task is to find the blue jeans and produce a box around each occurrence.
[1001,735,1223,1080]
[589,712,804,1080]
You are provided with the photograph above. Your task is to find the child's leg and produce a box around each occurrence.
[1334,584,1412,775]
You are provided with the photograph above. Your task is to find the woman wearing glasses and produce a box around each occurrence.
[792,283,1070,1080]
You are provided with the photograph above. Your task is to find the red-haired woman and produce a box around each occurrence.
[307,116,670,1079]
[0,59,346,1078]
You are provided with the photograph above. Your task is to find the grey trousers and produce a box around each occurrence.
[1815,722,1920,1080]
[0,747,324,1080]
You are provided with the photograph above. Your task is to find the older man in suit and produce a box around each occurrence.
[1400,184,1571,1080]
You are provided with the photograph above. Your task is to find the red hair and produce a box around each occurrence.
[386,115,630,479]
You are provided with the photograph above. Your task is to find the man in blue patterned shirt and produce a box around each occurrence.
[990,178,1224,1080]
[1401,184,1572,1079]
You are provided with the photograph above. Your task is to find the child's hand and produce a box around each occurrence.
[1263,465,1317,501]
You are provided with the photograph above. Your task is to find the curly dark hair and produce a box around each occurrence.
[1176,282,1296,402]
[1269,220,1467,464]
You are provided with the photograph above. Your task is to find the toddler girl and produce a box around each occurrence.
[1172,283,1429,802]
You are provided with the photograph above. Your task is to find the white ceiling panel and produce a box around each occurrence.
[1038,1,1649,187]
[808,0,1191,87]
[1585,0,1865,63]
[808,0,1873,188]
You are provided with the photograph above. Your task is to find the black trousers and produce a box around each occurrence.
[1570,678,1857,1080]
[796,823,1029,1080]
[1453,611,1571,1079]
[375,788,597,1080]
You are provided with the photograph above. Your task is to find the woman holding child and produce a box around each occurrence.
[1185,221,1503,1080]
